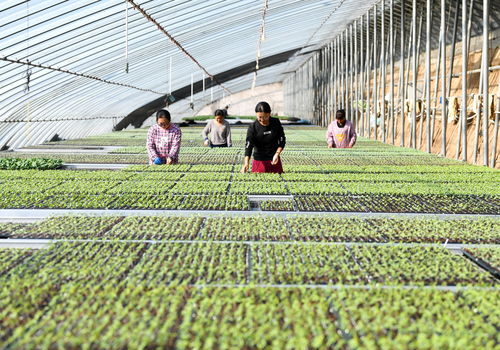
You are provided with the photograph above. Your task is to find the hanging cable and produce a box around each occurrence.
[125,0,129,73]
[24,1,31,93]
[1,56,165,94]
[23,61,32,93]
[252,0,269,90]
[126,0,232,95]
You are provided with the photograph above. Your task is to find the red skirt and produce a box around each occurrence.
[252,159,284,174]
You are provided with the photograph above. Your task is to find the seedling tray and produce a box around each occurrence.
[63,163,130,170]
[0,208,498,219]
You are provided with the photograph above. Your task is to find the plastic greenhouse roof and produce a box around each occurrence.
[0,0,378,148]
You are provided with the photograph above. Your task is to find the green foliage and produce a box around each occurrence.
[199,217,289,240]
[0,128,498,349]
[0,158,63,170]
[106,216,204,240]
[8,216,122,239]
[260,200,295,211]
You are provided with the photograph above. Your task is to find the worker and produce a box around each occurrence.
[326,109,357,148]
[202,109,232,147]
[146,109,182,165]
[241,101,286,173]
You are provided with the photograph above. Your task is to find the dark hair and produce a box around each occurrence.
[335,109,346,120]
[214,109,225,117]
[156,109,171,121]
[255,101,271,114]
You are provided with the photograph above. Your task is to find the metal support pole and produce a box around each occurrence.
[338,33,342,110]
[358,16,366,136]
[329,42,333,123]
[458,0,468,161]
[416,10,424,149]
[334,38,338,116]
[430,31,442,145]
[411,0,417,148]
[482,0,489,166]
[354,20,359,131]
[491,90,499,167]
[337,36,340,113]
[325,46,328,125]
[321,50,324,125]
[348,25,352,124]
[341,32,345,109]
[405,21,413,103]
[390,0,395,144]
[400,0,405,146]
[373,4,378,141]
[426,0,431,153]
[381,0,386,143]
[344,29,348,111]
[440,0,447,156]
[366,12,371,139]
[447,1,460,96]
[350,24,354,125]
[467,0,475,53]
[473,58,483,164]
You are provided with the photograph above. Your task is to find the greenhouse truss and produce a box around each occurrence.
[1,0,379,149]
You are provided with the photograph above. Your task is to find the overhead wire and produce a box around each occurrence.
[126,0,232,95]
[0,56,165,95]
[252,0,269,90]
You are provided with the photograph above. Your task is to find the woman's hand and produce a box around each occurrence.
[204,139,209,147]
[241,156,250,173]
[271,153,280,165]
[166,157,173,165]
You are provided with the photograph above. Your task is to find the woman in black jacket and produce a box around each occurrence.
[241,101,286,174]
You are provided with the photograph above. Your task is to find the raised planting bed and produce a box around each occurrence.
[198,217,290,241]
[2,215,498,244]
[366,218,500,244]
[333,288,500,349]
[105,216,204,240]
[5,216,123,239]
[294,194,500,214]
[260,200,296,211]
[252,244,497,286]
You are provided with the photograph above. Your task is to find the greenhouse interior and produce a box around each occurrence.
[0,0,499,348]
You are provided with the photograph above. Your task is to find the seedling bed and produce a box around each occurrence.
[1,242,496,287]
[2,239,499,251]
[1,215,498,244]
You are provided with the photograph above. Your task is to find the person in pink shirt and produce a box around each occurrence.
[146,109,182,165]
[326,109,357,148]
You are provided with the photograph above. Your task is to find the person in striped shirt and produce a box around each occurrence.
[146,109,182,165]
